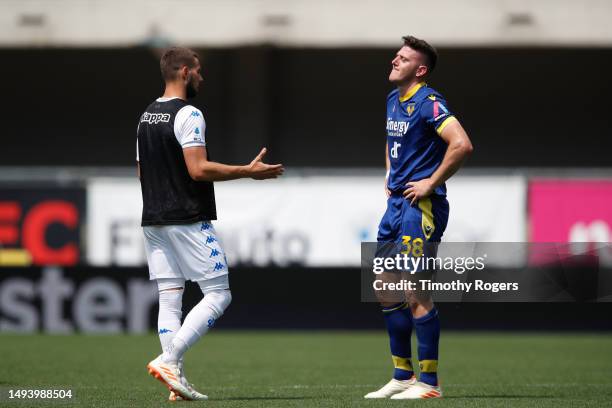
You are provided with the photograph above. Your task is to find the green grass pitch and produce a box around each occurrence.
[1,331,611,407]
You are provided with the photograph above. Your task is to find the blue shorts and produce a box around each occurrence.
[377,193,450,243]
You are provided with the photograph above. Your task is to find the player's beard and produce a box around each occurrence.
[185,74,199,99]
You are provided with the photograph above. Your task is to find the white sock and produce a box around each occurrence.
[163,289,231,363]
[157,279,184,355]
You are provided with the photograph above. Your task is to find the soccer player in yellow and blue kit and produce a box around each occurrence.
[365,36,473,400]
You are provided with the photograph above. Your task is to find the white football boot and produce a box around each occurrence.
[168,382,208,401]
[146,355,193,401]
[168,361,208,401]
[390,380,442,399]
[364,377,416,399]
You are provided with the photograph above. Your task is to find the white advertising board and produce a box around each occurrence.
[86,175,526,267]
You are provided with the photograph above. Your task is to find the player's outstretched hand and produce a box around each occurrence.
[403,178,434,205]
[248,147,284,180]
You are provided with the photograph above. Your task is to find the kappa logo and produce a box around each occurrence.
[141,112,171,124]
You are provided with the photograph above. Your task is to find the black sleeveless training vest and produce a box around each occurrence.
[137,98,217,226]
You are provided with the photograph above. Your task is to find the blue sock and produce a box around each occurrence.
[413,307,440,386]
[383,303,414,380]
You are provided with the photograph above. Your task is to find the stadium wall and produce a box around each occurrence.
[2,47,612,168]
[1,266,611,333]
[0,176,611,333]
[1,175,610,268]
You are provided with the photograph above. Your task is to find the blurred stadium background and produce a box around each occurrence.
[0,0,611,406]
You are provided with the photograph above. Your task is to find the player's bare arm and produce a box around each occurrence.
[403,120,473,205]
[183,146,284,182]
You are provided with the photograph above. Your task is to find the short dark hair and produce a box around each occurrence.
[402,35,438,74]
[160,47,200,81]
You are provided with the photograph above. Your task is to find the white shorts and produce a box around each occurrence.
[143,221,228,282]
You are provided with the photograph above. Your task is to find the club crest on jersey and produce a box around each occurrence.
[406,103,416,116]
[387,117,410,137]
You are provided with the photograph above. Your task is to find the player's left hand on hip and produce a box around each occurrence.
[403,178,434,206]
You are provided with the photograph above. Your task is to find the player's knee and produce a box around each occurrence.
[203,289,232,319]
[406,292,419,310]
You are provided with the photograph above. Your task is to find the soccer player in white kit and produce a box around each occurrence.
[137,47,284,401]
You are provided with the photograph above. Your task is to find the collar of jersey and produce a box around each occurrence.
[156,96,181,102]
[399,81,426,103]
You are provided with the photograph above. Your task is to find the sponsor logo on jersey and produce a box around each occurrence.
[191,111,201,117]
[390,141,401,159]
[387,117,410,137]
[141,112,171,124]
[158,328,173,334]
